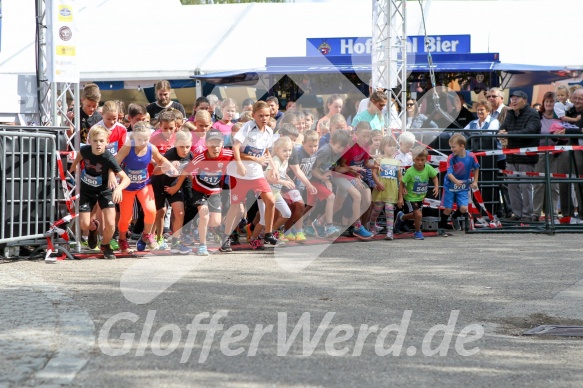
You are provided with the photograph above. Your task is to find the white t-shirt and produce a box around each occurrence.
[395,150,413,166]
[227,120,274,180]
[266,155,289,194]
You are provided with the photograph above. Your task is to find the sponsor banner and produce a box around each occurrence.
[47,0,79,83]
[307,35,471,57]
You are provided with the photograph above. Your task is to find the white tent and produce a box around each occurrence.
[1,0,581,85]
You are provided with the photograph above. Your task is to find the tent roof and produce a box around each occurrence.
[0,0,581,84]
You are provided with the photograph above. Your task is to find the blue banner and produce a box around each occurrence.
[306,35,471,57]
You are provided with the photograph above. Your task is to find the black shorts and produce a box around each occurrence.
[192,190,222,214]
[403,200,423,214]
[79,190,115,212]
[154,188,185,210]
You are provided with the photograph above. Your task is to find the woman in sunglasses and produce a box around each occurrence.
[405,99,437,129]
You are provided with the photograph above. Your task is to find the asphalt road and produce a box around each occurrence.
[3,232,583,387]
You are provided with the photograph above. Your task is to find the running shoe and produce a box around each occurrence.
[353,225,373,240]
[156,235,168,250]
[109,239,120,251]
[295,231,307,242]
[283,232,296,241]
[264,233,283,246]
[171,241,191,255]
[88,219,100,249]
[250,238,265,250]
[413,231,425,240]
[100,244,116,260]
[311,219,326,238]
[385,231,394,241]
[219,236,232,252]
[324,225,341,238]
[118,239,134,254]
[196,245,209,256]
[436,228,449,237]
[304,225,316,237]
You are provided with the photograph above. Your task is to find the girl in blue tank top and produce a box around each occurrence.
[114,123,178,253]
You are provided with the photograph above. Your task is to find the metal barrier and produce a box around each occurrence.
[0,126,73,259]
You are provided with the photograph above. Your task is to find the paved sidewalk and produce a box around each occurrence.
[0,270,95,387]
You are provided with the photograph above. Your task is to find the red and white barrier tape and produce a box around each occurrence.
[499,169,583,179]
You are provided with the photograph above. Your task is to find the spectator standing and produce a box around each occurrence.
[146,80,186,123]
[498,91,541,221]
[532,92,560,221]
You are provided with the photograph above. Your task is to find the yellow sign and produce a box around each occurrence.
[56,45,76,56]
[58,5,73,22]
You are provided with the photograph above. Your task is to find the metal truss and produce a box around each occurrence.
[372,0,407,133]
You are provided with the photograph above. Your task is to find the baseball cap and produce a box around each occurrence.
[205,130,224,142]
[510,91,528,100]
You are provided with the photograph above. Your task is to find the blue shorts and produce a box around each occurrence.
[442,189,469,210]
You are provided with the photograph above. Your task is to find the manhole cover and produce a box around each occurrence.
[524,325,583,337]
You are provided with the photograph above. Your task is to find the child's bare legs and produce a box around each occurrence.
[197,205,210,246]
[260,191,276,233]
[79,212,93,233]
[223,201,245,237]
[101,207,116,245]
[170,201,185,239]
[359,188,372,226]
[402,208,422,232]
[155,207,167,239]
[322,194,336,224]
[284,201,304,231]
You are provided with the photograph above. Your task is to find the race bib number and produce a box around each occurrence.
[243,145,265,158]
[126,168,148,183]
[107,141,119,155]
[380,164,398,179]
[81,170,102,187]
[412,181,428,195]
[450,179,470,192]
[200,170,221,186]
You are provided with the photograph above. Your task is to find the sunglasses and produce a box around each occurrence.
[406,103,415,107]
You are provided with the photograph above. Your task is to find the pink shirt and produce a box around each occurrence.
[212,120,233,136]
[190,131,206,154]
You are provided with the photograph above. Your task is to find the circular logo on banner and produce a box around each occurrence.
[60,7,72,17]
[59,26,73,41]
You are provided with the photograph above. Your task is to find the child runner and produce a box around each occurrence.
[309,130,352,238]
[280,126,320,242]
[86,100,127,155]
[69,126,130,259]
[303,109,315,130]
[369,136,402,240]
[187,130,234,256]
[438,133,480,236]
[334,121,375,240]
[219,101,280,252]
[212,98,237,146]
[187,96,211,123]
[115,122,178,253]
[151,130,194,254]
[395,146,439,240]
[67,83,102,144]
[247,136,294,249]
[188,110,213,154]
